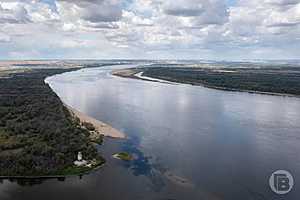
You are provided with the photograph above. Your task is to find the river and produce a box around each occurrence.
[1,64,300,200]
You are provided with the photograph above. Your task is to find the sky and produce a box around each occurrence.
[0,0,299,60]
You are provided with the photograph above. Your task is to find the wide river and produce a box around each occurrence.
[1,65,300,200]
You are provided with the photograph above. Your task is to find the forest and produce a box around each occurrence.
[141,67,300,96]
[0,69,103,176]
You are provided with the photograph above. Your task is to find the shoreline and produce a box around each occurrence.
[112,68,300,98]
[0,163,105,179]
[66,104,125,139]
[44,69,126,139]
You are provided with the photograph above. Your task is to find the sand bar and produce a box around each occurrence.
[66,105,125,139]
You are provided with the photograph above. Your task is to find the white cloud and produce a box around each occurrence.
[0,0,299,59]
[0,2,31,24]
[163,0,229,25]
[56,0,122,24]
[26,2,59,23]
[0,32,10,42]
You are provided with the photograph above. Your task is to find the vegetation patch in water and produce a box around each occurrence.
[113,152,133,161]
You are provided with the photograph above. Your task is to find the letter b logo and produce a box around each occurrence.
[269,170,294,195]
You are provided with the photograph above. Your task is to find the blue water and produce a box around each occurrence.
[1,64,300,200]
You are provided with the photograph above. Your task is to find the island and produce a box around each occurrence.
[0,66,125,177]
[113,66,300,97]
[112,152,133,161]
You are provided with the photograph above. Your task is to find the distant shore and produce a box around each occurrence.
[112,68,300,98]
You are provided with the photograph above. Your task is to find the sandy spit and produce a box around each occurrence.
[66,105,125,139]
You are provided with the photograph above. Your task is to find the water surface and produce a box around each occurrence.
[1,65,300,200]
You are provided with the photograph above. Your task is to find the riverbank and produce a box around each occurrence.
[0,160,104,179]
[66,105,125,139]
[112,68,300,98]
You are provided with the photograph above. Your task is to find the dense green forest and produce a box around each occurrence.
[141,67,300,96]
[0,69,103,176]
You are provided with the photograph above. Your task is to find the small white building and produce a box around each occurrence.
[78,152,83,161]
[74,152,88,167]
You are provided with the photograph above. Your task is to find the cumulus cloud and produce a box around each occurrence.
[0,32,10,42]
[164,0,205,17]
[163,0,229,25]
[265,0,300,6]
[56,0,122,23]
[0,0,299,59]
[0,3,31,24]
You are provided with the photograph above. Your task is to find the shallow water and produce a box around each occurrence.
[1,64,300,200]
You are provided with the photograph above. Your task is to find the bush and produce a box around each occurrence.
[82,122,96,131]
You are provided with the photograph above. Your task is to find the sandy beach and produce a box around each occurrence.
[66,105,125,139]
